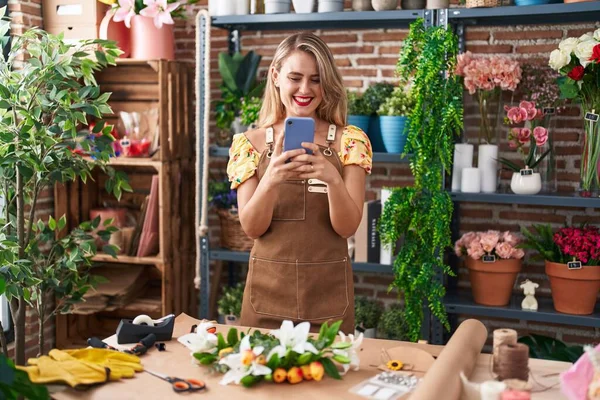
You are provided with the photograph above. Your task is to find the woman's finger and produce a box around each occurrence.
[301,142,321,156]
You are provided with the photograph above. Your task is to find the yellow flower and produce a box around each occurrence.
[97,0,117,5]
[386,360,403,371]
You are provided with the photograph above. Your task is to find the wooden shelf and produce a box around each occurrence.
[92,253,164,265]
[100,296,163,320]
[84,156,162,170]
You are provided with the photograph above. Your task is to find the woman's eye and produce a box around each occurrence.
[312,79,320,84]
[289,77,300,82]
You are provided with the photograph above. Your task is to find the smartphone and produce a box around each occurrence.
[283,117,315,155]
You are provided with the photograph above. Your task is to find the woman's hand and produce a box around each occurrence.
[262,133,309,189]
[291,142,342,185]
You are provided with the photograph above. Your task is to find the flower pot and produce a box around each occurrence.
[510,172,542,195]
[217,0,238,15]
[265,0,291,13]
[318,0,344,12]
[348,115,370,134]
[564,0,594,3]
[237,0,250,14]
[355,328,377,338]
[368,116,386,153]
[373,0,398,10]
[466,257,522,306]
[400,0,425,9]
[225,314,239,325]
[293,0,315,12]
[477,144,498,193]
[130,16,175,60]
[466,0,498,7]
[426,0,449,8]
[545,261,600,315]
[380,116,409,154]
[353,0,374,10]
[99,10,131,58]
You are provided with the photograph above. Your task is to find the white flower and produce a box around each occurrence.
[334,331,363,375]
[559,37,579,54]
[219,335,271,385]
[575,40,598,67]
[548,49,571,71]
[579,33,595,42]
[267,320,319,360]
[177,322,218,354]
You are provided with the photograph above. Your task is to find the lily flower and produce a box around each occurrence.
[113,0,136,28]
[334,331,363,375]
[177,321,218,354]
[139,0,180,29]
[219,335,271,385]
[267,320,319,360]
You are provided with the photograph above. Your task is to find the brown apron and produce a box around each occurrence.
[240,125,355,334]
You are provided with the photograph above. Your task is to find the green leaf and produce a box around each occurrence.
[297,352,313,366]
[240,374,261,388]
[267,353,280,370]
[101,245,118,258]
[227,328,239,347]
[58,215,67,231]
[48,216,56,231]
[217,332,227,350]
[331,341,352,350]
[320,358,341,380]
[332,354,351,364]
[0,277,5,295]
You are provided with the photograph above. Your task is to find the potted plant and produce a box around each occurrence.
[215,51,264,147]
[521,224,600,315]
[377,86,414,154]
[499,101,552,195]
[377,304,409,341]
[379,19,463,341]
[0,15,129,364]
[209,179,254,252]
[363,82,395,152]
[318,0,344,12]
[353,0,373,10]
[240,96,262,130]
[455,51,522,193]
[354,297,384,338]
[265,0,291,13]
[455,231,525,306]
[217,282,245,325]
[372,0,398,10]
[347,91,371,133]
[292,0,316,13]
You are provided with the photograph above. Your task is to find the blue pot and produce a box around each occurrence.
[515,0,560,5]
[380,116,409,154]
[368,116,386,153]
[347,115,370,134]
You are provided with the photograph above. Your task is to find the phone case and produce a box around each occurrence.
[283,117,315,155]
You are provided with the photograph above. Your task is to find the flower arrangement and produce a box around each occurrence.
[209,179,237,210]
[455,51,522,143]
[181,320,361,387]
[455,230,524,261]
[519,63,564,111]
[499,100,551,173]
[99,0,198,29]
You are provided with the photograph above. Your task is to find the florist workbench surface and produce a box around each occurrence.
[52,314,570,400]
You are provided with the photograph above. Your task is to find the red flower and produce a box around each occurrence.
[567,66,585,81]
[590,44,600,63]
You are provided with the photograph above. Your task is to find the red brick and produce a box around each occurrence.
[9,3,40,16]
[363,275,393,286]
[370,179,411,189]
[498,211,566,224]
[555,146,582,156]
[379,45,401,55]
[390,167,413,176]
[465,44,513,54]
[320,33,359,43]
[567,29,594,38]
[330,45,375,55]
[336,58,352,67]
[363,32,407,42]
[556,172,581,182]
[356,57,397,66]
[381,69,399,78]
[572,215,600,224]
[562,334,598,345]
[354,287,375,297]
[340,68,378,77]
[515,44,559,54]
[555,132,580,142]
[494,30,562,40]
[344,79,364,88]
[371,167,388,175]
[460,209,493,219]
[243,36,289,46]
[465,31,490,41]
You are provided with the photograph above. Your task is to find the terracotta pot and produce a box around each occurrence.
[545,261,600,315]
[130,15,175,60]
[466,257,522,306]
[564,0,594,3]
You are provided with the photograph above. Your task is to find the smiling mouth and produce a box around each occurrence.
[293,96,313,107]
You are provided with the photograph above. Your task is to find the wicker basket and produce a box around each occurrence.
[466,0,498,7]
[217,209,254,252]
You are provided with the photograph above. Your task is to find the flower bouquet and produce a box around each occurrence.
[455,231,524,306]
[100,0,197,28]
[179,320,362,387]
[548,28,600,196]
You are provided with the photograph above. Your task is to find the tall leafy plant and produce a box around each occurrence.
[0,11,129,364]
[379,19,463,341]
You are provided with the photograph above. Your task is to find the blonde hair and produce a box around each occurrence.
[258,33,347,128]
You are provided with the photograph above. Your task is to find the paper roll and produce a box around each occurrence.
[478,144,499,193]
[132,314,155,326]
[493,328,517,374]
[461,168,481,193]
[451,143,474,191]
[410,319,488,400]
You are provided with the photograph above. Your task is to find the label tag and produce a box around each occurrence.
[266,127,274,144]
[567,260,582,270]
[520,168,533,176]
[543,107,555,115]
[585,112,599,122]
[327,124,336,142]
[482,254,496,263]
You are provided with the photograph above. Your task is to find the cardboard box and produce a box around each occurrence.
[45,24,99,43]
[43,0,107,27]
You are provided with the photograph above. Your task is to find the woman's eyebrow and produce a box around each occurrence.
[288,71,320,77]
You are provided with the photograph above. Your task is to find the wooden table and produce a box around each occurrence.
[52,314,571,400]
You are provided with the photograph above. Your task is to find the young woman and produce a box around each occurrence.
[226,33,372,334]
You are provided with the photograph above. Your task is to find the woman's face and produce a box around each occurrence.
[273,50,323,119]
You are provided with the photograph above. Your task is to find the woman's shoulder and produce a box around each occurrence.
[241,127,268,154]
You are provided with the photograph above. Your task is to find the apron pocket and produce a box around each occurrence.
[249,256,298,319]
[272,180,306,221]
[297,258,349,321]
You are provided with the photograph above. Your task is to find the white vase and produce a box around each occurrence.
[293,0,315,12]
[236,0,250,14]
[510,172,542,195]
[451,143,474,192]
[318,0,344,12]
[217,0,237,15]
[265,0,291,13]
[478,144,498,193]
[461,168,481,193]
[208,0,218,15]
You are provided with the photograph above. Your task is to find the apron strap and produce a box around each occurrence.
[324,124,336,157]
[266,127,274,158]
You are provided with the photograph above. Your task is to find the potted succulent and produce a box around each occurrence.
[217,282,245,325]
[521,224,600,315]
[347,91,371,133]
[377,304,409,341]
[363,82,395,152]
[354,297,384,338]
[455,231,525,306]
[209,179,254,252]
[377,86,414,154]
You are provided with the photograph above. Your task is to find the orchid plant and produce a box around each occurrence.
[99,0,198,29]
[183,320,361,387]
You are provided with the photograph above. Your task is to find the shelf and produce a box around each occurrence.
[100,296,163,319]
[84,156,162,170]
[212,9,426,31]
[92,253,164,266]
[445,290,600,328]
[447,2,600,26]
[210,248,394,273]
[449,191,600,208]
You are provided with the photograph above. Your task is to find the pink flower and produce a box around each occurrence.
[505,106,528,124]
[534,109,545,120]
[480,230,501,253]
[502,231,520,246]
[461,232,479,247]
[518,128,531,144]
[495,241,514,259]
[519,101,537,120]
[467,241,485,260]
[510,248,525,259]
[113,0,136,28]
[533,126,548,146]
[139,0,180,29]
[509,140,518,149]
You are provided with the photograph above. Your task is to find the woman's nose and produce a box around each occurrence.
[299,79,311,94]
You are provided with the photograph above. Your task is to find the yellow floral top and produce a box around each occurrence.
[227,125,373,189]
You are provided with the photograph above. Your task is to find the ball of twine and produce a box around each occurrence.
[496,343,530,382]
[493,328,518,373]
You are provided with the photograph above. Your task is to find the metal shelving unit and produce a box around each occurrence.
[450,191,600,208]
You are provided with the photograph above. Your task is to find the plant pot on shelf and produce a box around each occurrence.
[348,115,370,134]
[224,315,239,325]
[130,16,175,60]
[355,328,377,338]
[368,116,386,153]
[372,0,398,10]
[400,0,425,9]
[466,0,498,7]
[426,0,449,8]
[545,261,600,315]
[99,11,131,58]
[318,0,344,12]
[510,171,542,195]
[466,257,522,306]
[217,208,254,252]
[353,0,374,10]
[293,0,316,12]
[380,116,409,154]
[265,0,291,13]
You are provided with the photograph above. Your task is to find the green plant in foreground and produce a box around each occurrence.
[0,352,49,399]
[378,19,463,341]
[518,334,583,363]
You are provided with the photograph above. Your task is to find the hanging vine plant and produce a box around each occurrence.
[379,19,463,341]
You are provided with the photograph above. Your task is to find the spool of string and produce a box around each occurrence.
[496,343,530,382]
[493,328,518,373]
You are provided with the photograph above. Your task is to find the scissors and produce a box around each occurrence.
[145,369,206,393]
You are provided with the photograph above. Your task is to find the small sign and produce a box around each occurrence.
[585,112,599,122]
[567,260,582,270]
[482,254,496,263]
[520,168,533,176]
[543,107,556,115]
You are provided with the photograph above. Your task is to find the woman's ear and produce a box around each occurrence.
[271,67,280,88]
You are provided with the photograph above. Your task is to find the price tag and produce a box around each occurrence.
[585,112,599,122]
[520,168,533,176]
[567,260,582,270]
[482,254,496,263]
[543,107,555,115]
